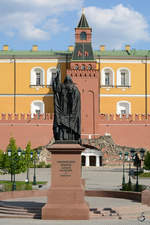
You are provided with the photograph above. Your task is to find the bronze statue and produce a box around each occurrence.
[52,71,81,142]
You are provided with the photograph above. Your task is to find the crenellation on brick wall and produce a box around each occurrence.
[115,114,120,121]
[98,114,150,122]
[27,113,31,120]
[8,113,13,120]
[21,113,25,120]
[14,113,19,120]
[135,114,139,121]
[1,113,6,120]
[0,113,150,151]
[109,114,114,120]
[0,113,54,121]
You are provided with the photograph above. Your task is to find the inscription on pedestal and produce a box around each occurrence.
[57,160,75,177]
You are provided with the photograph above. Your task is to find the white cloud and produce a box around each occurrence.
[84,4,150,49]
[0,0,83,41]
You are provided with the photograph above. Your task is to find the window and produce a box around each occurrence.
[74,64,79,70]
[121,72,126,86]
[30,67,44,87]
[36,72,41,86]
[101,68,114,87]
[31,100,45,118]
[80,31,87,40]
[117,101,131,117]
[47,67,58,86]
[117,68,130,87]
[88,64,92,70]
[81,64,86,70]
[105,72,110,86]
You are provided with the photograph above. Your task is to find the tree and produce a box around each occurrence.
[144,151,150,170]
[3,137,26,177]
[0,149,5,174]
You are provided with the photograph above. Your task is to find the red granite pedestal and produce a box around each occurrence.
[42,143,89,220]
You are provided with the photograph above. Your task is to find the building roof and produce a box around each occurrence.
[0,49,150,58]
[0,50,72,58]
[94,49,150,57]
[77,12,89,28]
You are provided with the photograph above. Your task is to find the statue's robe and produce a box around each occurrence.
[52,73,81,141]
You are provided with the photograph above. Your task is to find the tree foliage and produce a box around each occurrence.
[144,151,150,170]
[4,137,25,174]
[0,138,36,175]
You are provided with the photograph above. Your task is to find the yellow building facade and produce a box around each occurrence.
[0,46,150,117]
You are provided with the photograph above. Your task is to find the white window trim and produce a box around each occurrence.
[116,100,131,115]
[101,67,114,87]
[31,100,45,118]
[30,67,45,87]
[117,67,131,87]
[47,67,58,87]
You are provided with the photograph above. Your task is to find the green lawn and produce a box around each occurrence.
[0,180,47,192]
[139,172,150,178]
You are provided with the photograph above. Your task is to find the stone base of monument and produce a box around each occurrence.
[42,144,89,220]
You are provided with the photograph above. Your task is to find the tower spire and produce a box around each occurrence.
[77,10,89,28]
[82,8,85,15]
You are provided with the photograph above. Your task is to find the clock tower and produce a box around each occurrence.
[67,11,99,139]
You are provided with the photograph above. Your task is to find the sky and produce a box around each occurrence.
[1,0,150,51]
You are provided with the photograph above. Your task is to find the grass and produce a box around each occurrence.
[139,172,150,178]
[121,183,147,192]
[0,180,47,192]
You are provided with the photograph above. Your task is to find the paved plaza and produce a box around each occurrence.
[0,167,150,224]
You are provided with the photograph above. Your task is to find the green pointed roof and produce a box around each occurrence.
[77,12,89,28]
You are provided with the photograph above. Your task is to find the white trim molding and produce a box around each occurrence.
[30,66,45,86]
[101,67,114,87]
[117,67,131,87]
[31,100,45,117]
[100,94,150,97]
[116,100,131,115]
[47,67,57,86]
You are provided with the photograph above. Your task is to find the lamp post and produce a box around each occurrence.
[128,148,135,187]
[139,148,145,169]
[130,148,145,192]
[32,150,40,185]
[8,148,13,182]
[22,150,33,183]
[8,147,22,191]
[119,151,128,189]
[134,153,141,192]
[127,154,132,187]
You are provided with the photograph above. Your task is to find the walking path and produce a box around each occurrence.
[0,167,150,224]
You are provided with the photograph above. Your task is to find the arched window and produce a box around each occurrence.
[47,67,58,86]
[31,100,45,117]
[81,64,86,70]
[101,67,114,87]
[117,68,130,87]
[117,101,131,117]
[80,31,87,40]
[30,67,44,87]
[88,64,92,70]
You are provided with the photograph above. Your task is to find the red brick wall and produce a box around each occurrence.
[0,113,150,151]
[0,113,53,150]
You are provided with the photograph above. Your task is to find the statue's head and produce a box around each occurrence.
[64,75,73,85]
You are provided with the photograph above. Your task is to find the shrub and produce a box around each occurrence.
[144,152,150,170]
[37,161,51,168]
